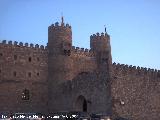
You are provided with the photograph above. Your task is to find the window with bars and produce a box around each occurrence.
[22,89,30,100]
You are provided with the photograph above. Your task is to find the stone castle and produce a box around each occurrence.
[0,17,160,120]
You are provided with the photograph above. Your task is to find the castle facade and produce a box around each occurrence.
[0,18,160,120]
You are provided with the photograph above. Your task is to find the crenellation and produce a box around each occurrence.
[2,40,7,44]
[40,45,44,49]
[48,22,71,30]
[25,43,28,47]
[8,41,12,45]
[85,48,89,52]
[35,44,39,48]
[55,22,59,26]
[19,42,23,46]
[0,40,48,53]
[76,47,80,51]
[1,18,160,120]
[112,62,160,78]
[30,43,34,48]
[101,32,104,36]
[14,41,18,45]
[96,32,100,36]
[81,48,84,51]
[124,64,129,69]
[72,46,75,50]
[45,46,48,49]
[70,46,94,57]
[66,23,70,27]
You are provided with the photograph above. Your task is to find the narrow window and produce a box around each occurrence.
[37,72,39,76]
[28,57,32,62]
[0,53,3,57]
[37,57,39,61]
[13,71,17,77]
[22,89,30,100]
[14,55,17,60]
[28,72,31,77]
[0,69,1,73]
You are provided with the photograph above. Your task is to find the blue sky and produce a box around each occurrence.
[0,0,160,69]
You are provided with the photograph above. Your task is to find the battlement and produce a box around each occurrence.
[0,40,48,51]
[112,62,160,77]
[71,46,94,57]
[90,32,110,40]
[48,22,71,30]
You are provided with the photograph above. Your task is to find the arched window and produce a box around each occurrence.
[22,89,30,100]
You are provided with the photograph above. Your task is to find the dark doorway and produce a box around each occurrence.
[75,95,87,112]
[83,99,87,112]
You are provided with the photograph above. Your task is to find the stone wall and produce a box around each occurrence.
[111,63,160,120]
[0,41,48,113]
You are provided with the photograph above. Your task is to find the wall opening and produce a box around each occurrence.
[13,71,17,77]
[22,89,30,100]
[28,72,31,77]
[28,57,32,62]
[37,57,40,61]
[0,53,3,57]
[14,55,17,60]
[75,95,87,112]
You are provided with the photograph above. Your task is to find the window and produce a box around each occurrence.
[22,89,30,100]
[64,50,71,56]
[28,57,32,62]
[28,72,31,77]
[0,53,3,57]
[13,71,17,77]
[0,69,1,73]
[37,57,39,61]
[14,55,17,60]
[37,72,39,76]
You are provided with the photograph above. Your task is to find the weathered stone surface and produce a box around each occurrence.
[0,18,159,120]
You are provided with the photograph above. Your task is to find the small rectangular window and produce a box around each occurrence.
[14,55,17,60]
[37,57,39,61]
[37,72,39,76]
[0,53,3,57]
[28,72,31,77]
[29,57,32,62]
[13,71,17,77]
[22,89,30,100]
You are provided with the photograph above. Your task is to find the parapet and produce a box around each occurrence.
[0,40,48,51]
[112,62,160,78]
[48,22,71,30]
[90,32,110,40]
[71,46,94,57]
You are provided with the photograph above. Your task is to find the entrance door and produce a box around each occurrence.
[75,95,87,112]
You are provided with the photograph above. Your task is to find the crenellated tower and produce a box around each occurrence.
[48,17,73,83]
[48,16,72,55]
[90,31,113,115]
[90,32,112,70]
[48,17,74,112]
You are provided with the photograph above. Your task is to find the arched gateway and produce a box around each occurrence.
[75,95,87,112]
